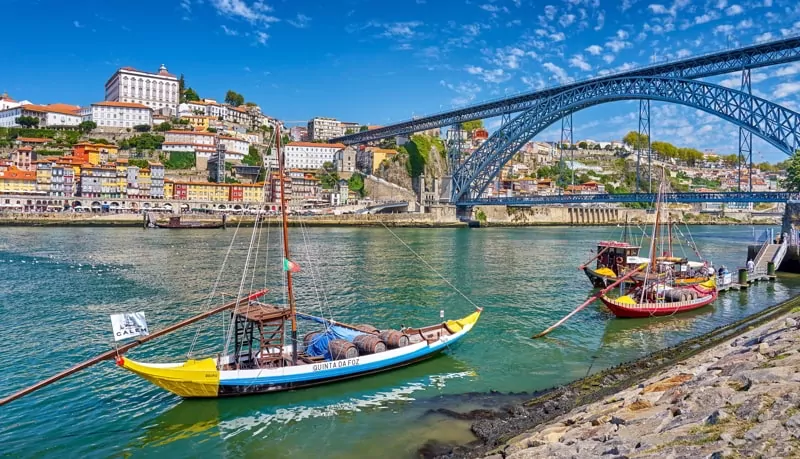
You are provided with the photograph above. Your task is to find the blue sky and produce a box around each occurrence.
[3,0,800,161]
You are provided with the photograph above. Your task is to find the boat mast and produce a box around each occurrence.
[622,214,629,244]
[276,124,298,366]
[649,180,662,274]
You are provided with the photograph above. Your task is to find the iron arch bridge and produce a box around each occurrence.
[451,76,800,203]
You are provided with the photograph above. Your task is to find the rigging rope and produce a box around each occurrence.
[188,214,245,357]
[379,221,481,310]
[298,218,335,325]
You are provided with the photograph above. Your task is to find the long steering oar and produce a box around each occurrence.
[533,267,644,339]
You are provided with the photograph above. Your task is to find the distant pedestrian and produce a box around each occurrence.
[747,259,755,273]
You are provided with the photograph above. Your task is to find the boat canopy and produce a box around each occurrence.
[598,240,639,249]
[687,261,706,268]
[626,256,650,264]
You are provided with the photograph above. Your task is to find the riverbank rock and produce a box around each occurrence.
[477,309,800,459]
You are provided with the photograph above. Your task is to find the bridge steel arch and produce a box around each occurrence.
[452,76,800,203]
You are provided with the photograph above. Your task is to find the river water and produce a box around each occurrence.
[1,225,798,458]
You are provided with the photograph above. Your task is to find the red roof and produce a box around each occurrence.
[166,130,216,136]
[92,101,152,110]
[22,104,80,116]
[16,137,50,143]
[287,142,345,149]
[0,166,36,181]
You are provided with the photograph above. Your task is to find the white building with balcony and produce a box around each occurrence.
[105,64,179,115]
[80,101,152,129]
[284,142,345,170]
[218,136,248,161]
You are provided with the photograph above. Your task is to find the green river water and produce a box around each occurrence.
[1,225,798,458]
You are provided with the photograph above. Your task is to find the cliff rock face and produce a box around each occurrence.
[782,200,800,235]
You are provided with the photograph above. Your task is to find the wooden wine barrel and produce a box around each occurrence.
[354,324,380,334]
[329,339,359,360]
[304,331,321,348]
[353,334,387,354]
[380,330,410,349]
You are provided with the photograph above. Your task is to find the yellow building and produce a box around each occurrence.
[187,182,229,201]
[35,160,53,192]
[73,142,119,166]
[115,159,128,196]
[139,168,152,197]
[0,166,38,194]
[367,147,397,173]
[180,115,211,131]
[241,183,265,202]
[164,179,174,199]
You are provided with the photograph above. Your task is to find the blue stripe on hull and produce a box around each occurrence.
[219,332,466,387]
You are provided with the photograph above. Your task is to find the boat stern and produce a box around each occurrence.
[117,356,220,398]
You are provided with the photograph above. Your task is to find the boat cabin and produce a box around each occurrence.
[596,241,641,275]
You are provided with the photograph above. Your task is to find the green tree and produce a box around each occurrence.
[133,124,150,132]
[183,87,200,102]
[225,90,245,107]
[15,116,39,128]
[207,127,217,133]
[154,122,172,132]
[243,145,262,166]
[348,172,365,196]
[359,125,369,132]
[623,131,649,151]
[345,128,355,135]
[281,134,291,146]
[780,151,800,192]
[178,74,185,98]
[78,120,97,134]
[245,101,258,107]
[578,141,588,150]
[460,119,483,132]
[317,161,339,189]
[163,151,196,169]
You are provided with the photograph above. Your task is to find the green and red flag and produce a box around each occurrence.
[283,258,301,273]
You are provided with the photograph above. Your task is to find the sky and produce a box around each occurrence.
[3,0,800,162]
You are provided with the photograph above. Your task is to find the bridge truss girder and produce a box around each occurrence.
[451,76,800,203]
[334,37,800,145]
[460,191,798,207]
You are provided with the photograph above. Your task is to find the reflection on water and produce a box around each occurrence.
[1,225,798,458]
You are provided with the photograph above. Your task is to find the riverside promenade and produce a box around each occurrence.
[457,303,800,459]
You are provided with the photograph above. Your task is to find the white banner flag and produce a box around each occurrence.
[110,312,150,341]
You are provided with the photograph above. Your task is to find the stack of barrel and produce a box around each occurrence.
[305,327,411,361]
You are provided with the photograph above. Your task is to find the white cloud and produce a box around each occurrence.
[713,24,734,35]
[737,19,753,29]
[255,31,269,45]
[221,25,238,35]
[763,0,772,5]
[521,75,546,90]
[569,54,592,71]
[648,4,669,14]
[616,29,629,39]
[288,13,311,28]
[559,14,576,27]
[585,44,603,55]
[676,49,691,58]
[440,80,482,106]
[465,66,511,83]
[774,62,800,77]
[602,54,615,63]
[725,4,743,15]
[754,32,773,43]
[605,39,631,53]
[550,32,566,41]
[544,5,557,20]
[243,66,251,72]
[382,21,423,38]
[715,0,727,8]
[491,47,526,69]
[692,11,720,25]
[773,82,800,99]
[180,0,192,12]
[543,62,571,84]
[210,0,278,23]
[594,10,605,30]
[73,20,83,28]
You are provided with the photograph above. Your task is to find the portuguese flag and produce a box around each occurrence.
[283,258,301,273]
